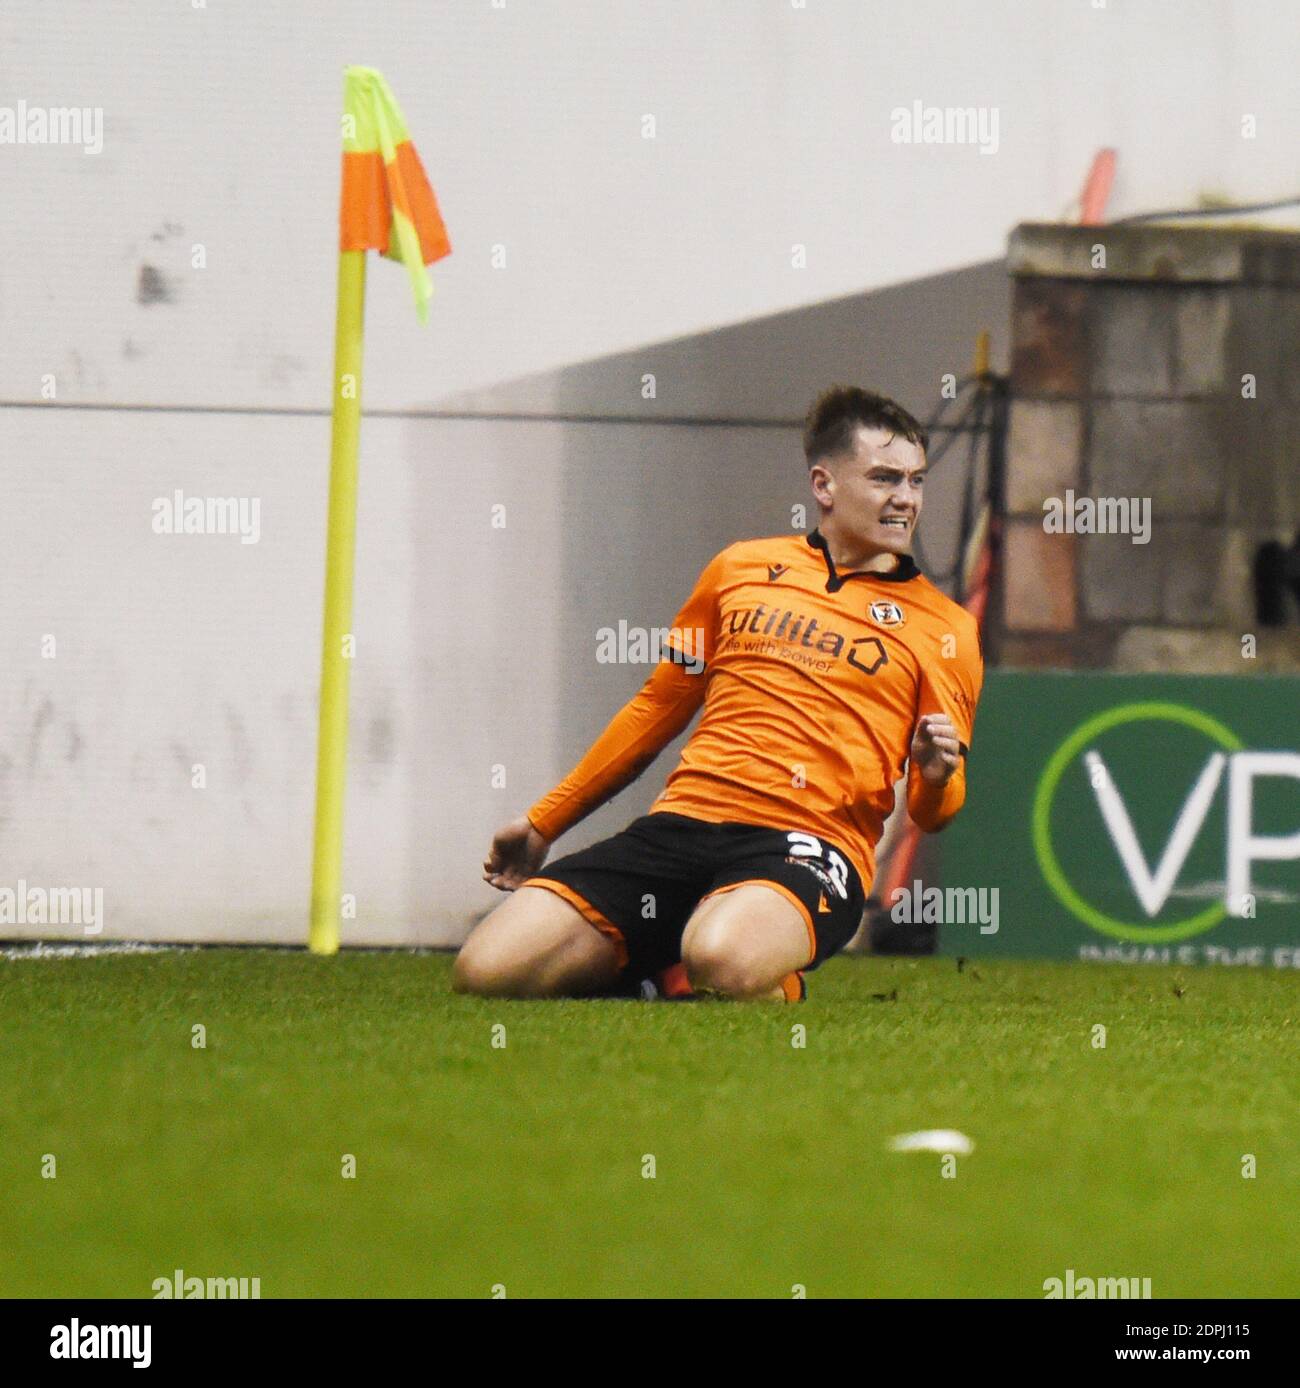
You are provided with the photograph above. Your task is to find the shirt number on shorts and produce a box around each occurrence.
[785,832,850,900]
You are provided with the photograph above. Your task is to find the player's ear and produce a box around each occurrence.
[809,462,834,507]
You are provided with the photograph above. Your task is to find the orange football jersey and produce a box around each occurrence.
[530,530,983,891]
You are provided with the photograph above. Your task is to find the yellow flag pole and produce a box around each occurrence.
[310,247,367,954]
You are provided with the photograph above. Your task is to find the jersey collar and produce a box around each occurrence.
[806,528,920,591]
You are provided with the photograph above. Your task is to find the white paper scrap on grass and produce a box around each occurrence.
[887,1129,974,1155]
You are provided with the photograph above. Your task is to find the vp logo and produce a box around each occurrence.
[1033,702,1300,942]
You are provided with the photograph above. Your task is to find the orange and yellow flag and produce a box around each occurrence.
[339,66,451,321]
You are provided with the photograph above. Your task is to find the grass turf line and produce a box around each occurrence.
[1,951,1297,1298]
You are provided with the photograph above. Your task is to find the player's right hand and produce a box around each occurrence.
[483,816,551,892]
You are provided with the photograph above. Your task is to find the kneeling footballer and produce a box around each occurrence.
[455,386,984,1002]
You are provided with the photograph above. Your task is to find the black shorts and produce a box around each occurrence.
[524,811,865,979]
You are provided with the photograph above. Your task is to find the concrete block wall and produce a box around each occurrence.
[999,223,1300,673]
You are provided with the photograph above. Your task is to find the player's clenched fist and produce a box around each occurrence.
[911,713,962,786]
[483,815,551,891]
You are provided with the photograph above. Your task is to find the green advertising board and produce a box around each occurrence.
[939,672,1300,966]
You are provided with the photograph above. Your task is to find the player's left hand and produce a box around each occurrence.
[912,713,962,786]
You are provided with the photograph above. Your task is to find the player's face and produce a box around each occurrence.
[814,426,926,556]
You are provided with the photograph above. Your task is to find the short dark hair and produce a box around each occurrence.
[802,385,928,467]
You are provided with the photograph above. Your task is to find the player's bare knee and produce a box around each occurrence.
[451,935,516,996]
[681,926,770,998]
[449,955,488,996]
[686,952,773,998]
[453,891,619,998]
[452,902,531,995]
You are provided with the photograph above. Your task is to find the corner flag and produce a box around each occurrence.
[310,67,451,955]
[340,65,452,322]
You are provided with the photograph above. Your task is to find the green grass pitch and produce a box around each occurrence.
[3,950,1297,1298]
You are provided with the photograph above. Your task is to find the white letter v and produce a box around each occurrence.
[1084,750,1224,917]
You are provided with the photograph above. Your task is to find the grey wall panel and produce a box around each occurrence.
[3,0,1295,411]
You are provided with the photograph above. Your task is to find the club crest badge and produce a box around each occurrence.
[869,600,905,629]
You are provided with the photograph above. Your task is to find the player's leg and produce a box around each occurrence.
[677,824,866,1001]
[452,886,624,998]
[463,814,705,999]
[679,883,814,1000]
